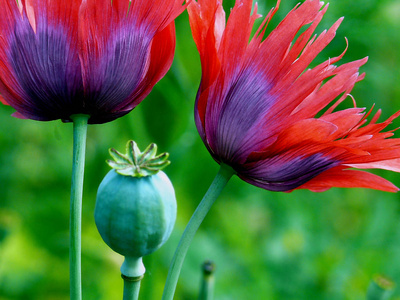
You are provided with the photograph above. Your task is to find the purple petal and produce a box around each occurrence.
[8,14,83,121]
[237,153,340,191]
[208,66,276,163]
[80,25,152,122]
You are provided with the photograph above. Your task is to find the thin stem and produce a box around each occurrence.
[162,164,235,300]
[198,261,216,300]
[70,114,89,300]
[121,257,145,300]
[122,276,142,300]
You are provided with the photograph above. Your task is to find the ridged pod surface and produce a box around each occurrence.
[95,169,176,258]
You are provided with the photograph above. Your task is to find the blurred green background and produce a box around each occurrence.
[1,0,400,299]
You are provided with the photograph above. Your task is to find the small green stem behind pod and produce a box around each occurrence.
[198,260,216,300]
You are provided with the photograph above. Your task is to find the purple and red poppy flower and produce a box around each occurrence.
[0,0,186,124]
[188,0,400,192]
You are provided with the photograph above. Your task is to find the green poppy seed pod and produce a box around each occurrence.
[94,141,176,278]
[95,169,176,257]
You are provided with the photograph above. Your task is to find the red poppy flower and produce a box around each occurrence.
[0,0,186,124]
[188,0,400,192]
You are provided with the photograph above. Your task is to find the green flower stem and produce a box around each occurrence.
[122,276,142,300]
[121,257,145,300]
[162,164,235,300]
[198,261,216,300]
[70,114,89,300]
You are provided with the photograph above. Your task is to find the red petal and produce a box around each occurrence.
[129,0,187,32]
[287,57,368,122]
[218,0,260,78]
[143,21,176,89]
[319,108,365,139]
[275,6,335,84]
[22,0,81,40]
[297,167,399,192]
[188,0,225,90]
[11,111,28,119]
[254,0,324,79]
[268,118,338,153]
[188,0,226,126]
[0,0,22,96]
[0,94,8,105]
[119,21,177,111]
[345,158,400,172]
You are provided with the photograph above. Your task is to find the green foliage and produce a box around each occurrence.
[1,0,400,299]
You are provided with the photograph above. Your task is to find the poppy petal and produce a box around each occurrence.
[298,167,399,192]
[0,0,83,121]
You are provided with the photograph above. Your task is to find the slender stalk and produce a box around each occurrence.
[121,257,145,300]
[122,276,142,300]
[162,164,235,300]
[198,261,216,300]
[69,114,89,300]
